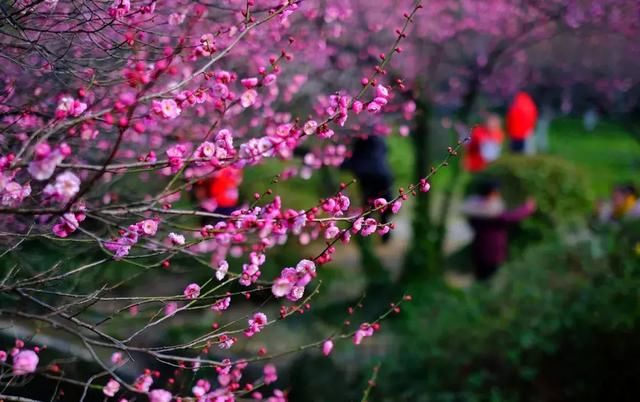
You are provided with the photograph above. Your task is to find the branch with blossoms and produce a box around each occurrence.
[0,0,473,401]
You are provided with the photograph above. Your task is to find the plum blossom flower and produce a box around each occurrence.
[366,85,390,114]
[241,89,258,108]
[241,77,259,89]
[215,260,229,281]
[211,83,230,100]
[316,125,335,139]
[322,340,333,356]
[164,302,178,316]
[268,389,287,402]
[152,99,181,120]
[134,373,153,392]
[244,312,267,337]
[360,218,378,236]
[103,379,120,397]
[391,201,403,214]
[110,352,123,364]
[303,120,318,135]
[271,277,293,298]
[271,259,316,301]
[138,219,158,236]
[327,94,350,126]
[211,296,230,312]
[263,74,277,86]
[367,102,382,113]
[197,33,216,56]
[108,0,131,18]
[28,143,70,180]
[103,219,155,258]
[218,335,236,350]
[1,181,31,207]
[352,100,364,114]
[0,350,7,362]
[292,211,307,234]
[325,224,340,239]
[166,143,187,173]
[195,141,216,161]
[43,171,80,202]
[53,211,86,238]
[239,263,260,286]
[352,217,364,232]
[192,380,211,398]
[263,364,277,385]
[148,389,172,402]
[373,198,387,209]
[168,232,185,245]
[12,349,39,375]
[353,323,375,345]
[238,252,264,286]
[56,96,87,119]
[168,12,185,25]
[183,283,201,299]
[419,178,431,193]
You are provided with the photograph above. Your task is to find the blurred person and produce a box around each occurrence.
[462,179,536,280]
[597,184,640,222]
[341,135,394,243]
[506,91,538,153]
[534,104,553,153]
[583,107,599,132]
[193,167,243,223]
[463,114,504,173]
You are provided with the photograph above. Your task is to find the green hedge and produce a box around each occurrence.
[380,223,640,402]
[468,155,595,253]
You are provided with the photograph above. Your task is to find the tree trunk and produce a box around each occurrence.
[400,100,445,285]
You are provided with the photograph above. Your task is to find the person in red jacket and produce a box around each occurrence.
[194,167,243,219]
[463,114,505,173]
[506,91,538,153]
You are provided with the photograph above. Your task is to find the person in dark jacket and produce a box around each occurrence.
[341,135,394,242]
[462,180,536,280]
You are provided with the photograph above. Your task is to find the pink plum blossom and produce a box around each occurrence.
[43,171,80,202]
[241,90,258,108]
[322,340,334,356]
[215,260,229,281]
[183,283,201,299]
[152,99,181,120]
[263,364,277,385]
[103,379,120,397]
[211,296,231,312]
[12,349,39,375]
[148,389,172,402]
[168,232,185,245]
[244,312,267,337]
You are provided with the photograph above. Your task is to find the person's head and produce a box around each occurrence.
[486,114,502,131]
[476,178,501,199]
[613,184,638,206]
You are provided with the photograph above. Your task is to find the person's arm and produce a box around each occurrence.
[499,199,536,224]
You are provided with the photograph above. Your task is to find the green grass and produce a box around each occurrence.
[548,118,640,197]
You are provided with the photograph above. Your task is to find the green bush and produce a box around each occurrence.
[469,155,595,252]
[380,225,640,402]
